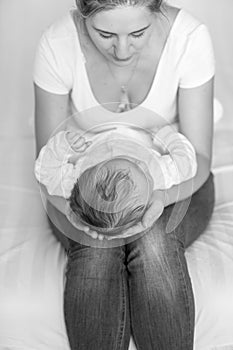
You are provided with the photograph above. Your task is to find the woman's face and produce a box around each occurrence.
[84,6,155,66]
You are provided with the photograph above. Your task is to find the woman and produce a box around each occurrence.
[34,0,215,348]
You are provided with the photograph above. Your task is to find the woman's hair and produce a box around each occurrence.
[68,161,147,231]
[75,0,163,18]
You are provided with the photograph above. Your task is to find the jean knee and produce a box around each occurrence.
[66,243,126,280]
[129,226,178,263]
[127,228,184,299]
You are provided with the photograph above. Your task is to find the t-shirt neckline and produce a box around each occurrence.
[70,8,183,115]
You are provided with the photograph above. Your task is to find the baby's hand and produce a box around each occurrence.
[66,131,92,153]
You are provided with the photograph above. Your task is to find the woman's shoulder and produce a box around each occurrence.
[42,9,77,42]
[167,6,206,36]
[165,5,213,57]
[34,9,80,93]
[37,9,81,64]
[165,7,215,88]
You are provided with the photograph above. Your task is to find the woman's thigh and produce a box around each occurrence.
[66,239,126,278]
[123,173,215,349]
[163,171,215,249]
[125,206,195,349]
[64,241,131,350]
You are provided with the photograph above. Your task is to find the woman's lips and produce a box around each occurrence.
[113,56,132,62]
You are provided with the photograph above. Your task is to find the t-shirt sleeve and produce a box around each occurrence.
[179,24,215,88]
[33,32,72,94]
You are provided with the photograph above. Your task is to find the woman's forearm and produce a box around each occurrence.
[39,183,68,215]
[164,153,211,207]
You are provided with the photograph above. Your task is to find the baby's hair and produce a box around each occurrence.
[68,161,147,230]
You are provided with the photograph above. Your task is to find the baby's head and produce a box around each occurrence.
[68,157,153,236]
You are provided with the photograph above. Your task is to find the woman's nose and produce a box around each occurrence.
[114,37,131,59]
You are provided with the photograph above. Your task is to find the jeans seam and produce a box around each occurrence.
[174,233,194,349]
[115,269,128,350]
[63,270,72,349]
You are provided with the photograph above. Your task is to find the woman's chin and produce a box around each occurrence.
[109,55,135,67]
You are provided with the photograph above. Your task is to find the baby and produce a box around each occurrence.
[35,125,197,236]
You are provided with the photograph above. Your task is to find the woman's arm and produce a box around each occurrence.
[34,83,70,157]
[34,84,70,215]
[164,77,214,206]
[34,84,99,239]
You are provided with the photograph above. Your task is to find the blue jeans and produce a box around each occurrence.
[63,173,214,350]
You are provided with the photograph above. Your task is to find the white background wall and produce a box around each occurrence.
[0,0,74,136]
[0,0,232,137]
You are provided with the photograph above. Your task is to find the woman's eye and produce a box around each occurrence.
[131,32,145,39]
[99,33,113,39]
[99,32,145,39]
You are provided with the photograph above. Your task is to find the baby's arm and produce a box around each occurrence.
[34,131,80,198]
[151,125,197,189]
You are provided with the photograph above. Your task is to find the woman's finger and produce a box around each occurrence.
[122,222,144,238]
[142,200,164,228]
[84,229,105,240]
[142,190,165,228]
[105,222,143,240]
[83,226,90,233]
[66,205,102,239]
[88,231,98,239]
[87,232,104,241]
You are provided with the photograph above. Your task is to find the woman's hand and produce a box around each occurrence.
[105,190,166,240]
[65,204,106,240]
[66,191,165,242]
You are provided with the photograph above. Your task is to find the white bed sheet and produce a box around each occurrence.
[0,127,233,350]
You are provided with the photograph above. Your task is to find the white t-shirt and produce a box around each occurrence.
[33,8,215,131]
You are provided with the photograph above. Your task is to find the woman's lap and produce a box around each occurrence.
[125,224,195,349]
[166,171,215,249]
[64,245,131,350]
[63,173,215,349]
[124,172,214,348]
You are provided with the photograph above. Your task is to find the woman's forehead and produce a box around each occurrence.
[89,6,153,33]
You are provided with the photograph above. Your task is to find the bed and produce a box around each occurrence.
[0,0,233,349]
